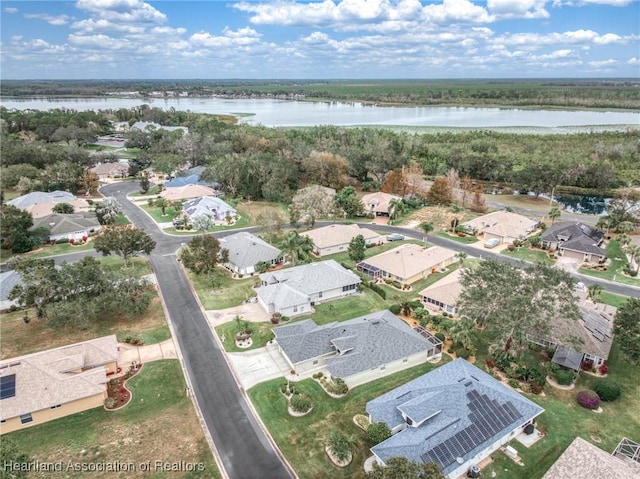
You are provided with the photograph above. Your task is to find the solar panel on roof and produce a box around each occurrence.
[0,374,16,400]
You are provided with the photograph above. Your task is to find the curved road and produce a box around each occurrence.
[100,182,294,479]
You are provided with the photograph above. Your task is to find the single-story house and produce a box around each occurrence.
[361,192,402,216]
[542,436,640,479]
[357,244,458,285]
[165,165,220,190]
[366,358,544,479]
[419,269,464,315]
[301,224,383,257]
[529,297,617,371]
[0,270,22,312]
[182,196,237,224]
[160,185,217,202]
[24,199,91,219]
[90,162,130,180]
[460,211,539,245]
[0,335,118,434]
[8,191,77,210]
[31,212,101,242]
[273,310,442,388]
[541,222,606,263]
[219,232,283,276]
[257,260,361,317]
[130,121,189,134]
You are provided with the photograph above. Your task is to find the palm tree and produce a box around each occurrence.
[278,231,314,265]
[616,234,631,251]
[455,251,468,264]
[448,317,476,350]
[548,207,561,225]
[388,198,408,222]
[616,221,636,235]
[627,244,640,274]
[596,216,613,237]
[587,284,603,303]
[326,432,356,464]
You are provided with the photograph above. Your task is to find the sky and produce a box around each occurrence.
[1,0,639,79]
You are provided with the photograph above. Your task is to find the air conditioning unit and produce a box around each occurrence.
[505,445,518,459]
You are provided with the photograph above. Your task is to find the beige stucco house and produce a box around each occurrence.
[301,224,383,256]
[90,162,130,180]
[419,269,464,315]
[0,336,118,434]
[461,210,539,245]
[357,243,457,285]
[160,184,217,202]
[361,191,402,216]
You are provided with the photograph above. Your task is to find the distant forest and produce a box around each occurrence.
[2,79,640,110]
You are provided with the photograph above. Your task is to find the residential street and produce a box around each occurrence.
[100,182,294,479]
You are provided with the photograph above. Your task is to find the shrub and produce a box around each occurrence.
[530,383,544,395]
[509,379,520,389]
[485,358,496,369]
[326,432,354,463]
[354,414,370,431]
[368,283,386,299]
[313,372,324,379]
[554,368,576,386]
[600,364,608,375]
[104,397,117,408]
[281,316,290,322]
[389,304,401,315]
[456,348,471,360]
[594,380,621,402]
[326,378,349,395]
[290,393,312,413]
[409,300,422,309]
[435,332,446,342]
[367,422,391,446]
[576,390,600,410]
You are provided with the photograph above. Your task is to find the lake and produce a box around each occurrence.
[1,97,638,132]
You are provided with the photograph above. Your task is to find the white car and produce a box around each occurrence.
[387,233,405,241]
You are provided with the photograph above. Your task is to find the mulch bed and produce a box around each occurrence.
[105,365,142,410]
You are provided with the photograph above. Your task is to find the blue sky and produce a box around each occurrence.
[1,0,639,79]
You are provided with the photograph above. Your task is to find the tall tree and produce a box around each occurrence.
[0,205,35,253]
[181,235,227,275]
[587,284,603,302]
[95,197,123,225]
[388,198,409,222]
[93,225,156,266]
[548,207,561,225]
[470,186,488,213]
[334,186,364,218]
[139,170,151,194]
[289,185,336,228]
[256,208,285,241]
[427,177,452,206]
[457,260,581,353]
[348,234,367,262]
[301,151,349,189]
[52,202,74,214]
[613,298,640,365]
[81,169,99,195]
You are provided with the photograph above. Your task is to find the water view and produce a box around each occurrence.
[1,97,638,131]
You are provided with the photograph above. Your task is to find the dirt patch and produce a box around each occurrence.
[403,205,477,231]
[1,296,167,359]
[236,200,287,221]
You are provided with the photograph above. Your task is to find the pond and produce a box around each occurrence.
[1,96,639,132]
[554,194,610,215]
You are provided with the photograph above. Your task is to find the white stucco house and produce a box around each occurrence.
[219,232,283,276]
[301,224,383,257]
[256,260,361,317]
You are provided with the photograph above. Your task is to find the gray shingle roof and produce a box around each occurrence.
[182,196,236,221]
[259,259,360,296]
[274,310,440,379]
[8,191,77,209]
[219,232,282,271]
[31,213,100,236]
[541,222,606,256]
[367,359,544,474]
[0,270,22,302]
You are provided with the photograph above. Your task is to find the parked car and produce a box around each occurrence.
[172,218,184,226]
[387,233,405,241]
[484,238,501,249]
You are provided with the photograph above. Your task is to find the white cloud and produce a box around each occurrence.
[71,18,145,34]
[189,27,262,48]
[588,58,617,67]
[553,0,633,6]
[487,0,549,18]
[76,0,166,24]
[4,7,18,14]
[24,13,71,25]
[627,57,640,65]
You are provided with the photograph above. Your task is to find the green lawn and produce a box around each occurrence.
[597,291,631,309]
[6,361,220,479]
[301,289,390,325]
[187,267,256,310]
[436,231,479,244]
[316,239,428,270]
[215,320,275,352]
[248,360,448,479]
[578,239,640,287]
[98,255,153,277]
[128,185,161,197]
[0,241,95,263]
[140,203,182,223]
[501,246,555,265]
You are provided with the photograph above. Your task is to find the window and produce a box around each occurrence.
[50,404,61,409]
[20,413,33,424]
[313,360,318,365]
[342,284,357,292]
[319,292,323,298]
[293,306,298,313]
[403,358,408,363]
[0,374,16,400]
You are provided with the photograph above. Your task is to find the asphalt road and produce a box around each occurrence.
[100,182,294,479]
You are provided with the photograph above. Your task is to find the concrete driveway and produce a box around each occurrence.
[227,342,291,390]
[206,302,270,327]
[555,256,582,273]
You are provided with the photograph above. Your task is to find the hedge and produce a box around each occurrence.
[576,390,600,410]
[594,380,621,402]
